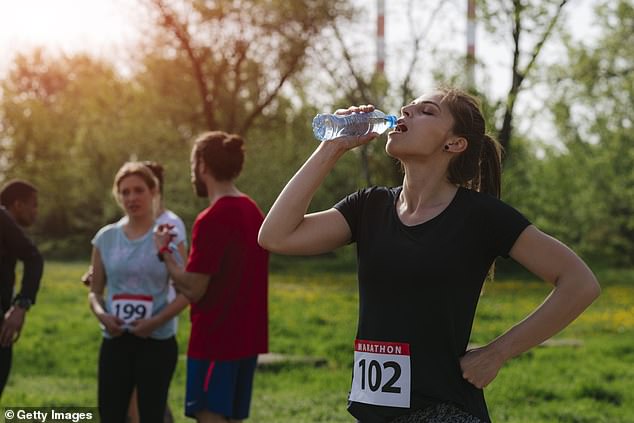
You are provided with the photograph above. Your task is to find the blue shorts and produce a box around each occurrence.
[185,356,258,420]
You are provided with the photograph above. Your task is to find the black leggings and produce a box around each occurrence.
[98,333,177,423]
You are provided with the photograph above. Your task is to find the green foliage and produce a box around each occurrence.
[0,50,205,258]
[3,262,634,422]
[502,0,634,265]
[141,0,355,135]
[0,0,631,264]
[1,52,136,257]
[0,1,362,258]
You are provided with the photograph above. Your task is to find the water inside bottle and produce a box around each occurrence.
[312,114,337,141]
[312,112,397,141]
[337,115,390,138]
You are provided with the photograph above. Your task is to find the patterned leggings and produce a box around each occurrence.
[390,403,483,423]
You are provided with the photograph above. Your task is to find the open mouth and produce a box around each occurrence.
[391,119,408,133]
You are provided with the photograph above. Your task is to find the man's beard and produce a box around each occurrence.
[193,175,207,198]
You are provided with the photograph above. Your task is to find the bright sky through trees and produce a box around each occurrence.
[0,0,140,70]
[0,0,598,113]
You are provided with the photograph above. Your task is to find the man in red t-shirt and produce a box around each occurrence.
[157,131,268,423]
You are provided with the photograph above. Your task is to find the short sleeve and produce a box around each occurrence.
[173,218,187,247]
[333,189,368,243]
[186,211,230,276]
[483,197,531,258]
[91,224,112,252]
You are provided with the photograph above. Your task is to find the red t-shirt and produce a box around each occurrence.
[185,195,269,360]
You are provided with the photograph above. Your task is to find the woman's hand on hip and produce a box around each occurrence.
[459,344,506,389]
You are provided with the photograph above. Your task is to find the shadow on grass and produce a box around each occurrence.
[577,384,623,406]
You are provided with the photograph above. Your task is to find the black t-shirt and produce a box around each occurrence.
[334,186,531,423]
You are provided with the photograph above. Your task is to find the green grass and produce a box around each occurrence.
[2,261,633,422]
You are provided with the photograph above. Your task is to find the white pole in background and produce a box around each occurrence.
[467,0,476,89]
[376,0,385,74]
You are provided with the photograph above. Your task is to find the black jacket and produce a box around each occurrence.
[0,207,43,313]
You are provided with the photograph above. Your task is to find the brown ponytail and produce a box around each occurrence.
[440,88,503,198]
[478,134,503,198]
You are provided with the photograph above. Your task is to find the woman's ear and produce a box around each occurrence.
[446,136,468,153]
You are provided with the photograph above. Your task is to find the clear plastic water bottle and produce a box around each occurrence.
[312,109,398,142]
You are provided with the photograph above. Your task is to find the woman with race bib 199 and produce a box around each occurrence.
[258,88,600,423]
[88,162,189,423]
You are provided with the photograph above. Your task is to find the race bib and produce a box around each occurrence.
[349,339,411,408]
[111,294,153,325]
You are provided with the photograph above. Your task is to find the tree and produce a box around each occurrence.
[1,51,130,253]
[481,0,569,153]
[310,0,453,186]
[0,50,196,257]
[509,0,634,265]
[140,0,354,136]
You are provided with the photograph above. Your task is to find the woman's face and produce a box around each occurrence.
[118,174,155,218]
[386,92,456,160]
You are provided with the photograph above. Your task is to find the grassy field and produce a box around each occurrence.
[2,260,633,422]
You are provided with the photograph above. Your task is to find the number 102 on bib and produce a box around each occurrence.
[349,339,411,408]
